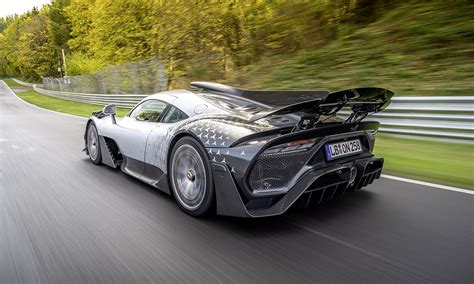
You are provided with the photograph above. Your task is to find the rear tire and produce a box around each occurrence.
[169,136,214,217]
[86,123,102,165]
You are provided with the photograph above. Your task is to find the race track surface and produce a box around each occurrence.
[0,81,472,283]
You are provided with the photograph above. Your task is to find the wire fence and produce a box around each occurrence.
[41,57,167,94]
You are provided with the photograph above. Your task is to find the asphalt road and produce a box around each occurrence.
[0,81,472,283]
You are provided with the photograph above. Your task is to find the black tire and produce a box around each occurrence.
[86,123,102,165]
[169,136,215,217]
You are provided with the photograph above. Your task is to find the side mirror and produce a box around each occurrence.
[103,104,116,124]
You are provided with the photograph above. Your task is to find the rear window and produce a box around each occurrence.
[162,106,188,123]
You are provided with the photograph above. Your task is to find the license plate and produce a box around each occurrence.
[325,139,362,161]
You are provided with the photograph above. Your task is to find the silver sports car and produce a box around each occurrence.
[84,82,393,217]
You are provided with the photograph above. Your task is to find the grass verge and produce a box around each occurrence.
[3,78,27,89]
[15,90,130,117]
[375,134,473,189]
[4,77,130,117]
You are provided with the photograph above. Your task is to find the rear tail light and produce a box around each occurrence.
[262,138,319,156]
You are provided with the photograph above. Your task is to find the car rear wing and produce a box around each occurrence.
[191,81,330,107]
[190,82,393,124]
[248,87,394,122]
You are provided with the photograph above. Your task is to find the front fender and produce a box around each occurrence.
[83,115,114,152]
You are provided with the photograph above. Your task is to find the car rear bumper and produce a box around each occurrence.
[212,156,383,218]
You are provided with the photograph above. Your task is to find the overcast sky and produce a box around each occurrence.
[1,0,51,18]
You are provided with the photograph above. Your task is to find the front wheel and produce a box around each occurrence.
[169,137,214,216]
[86,123,102,164]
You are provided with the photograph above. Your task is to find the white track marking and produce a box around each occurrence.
[381,174,473,194]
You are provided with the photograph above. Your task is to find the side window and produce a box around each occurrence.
[129,100,167,122]
[162,106,189,123]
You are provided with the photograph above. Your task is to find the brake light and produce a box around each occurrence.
[285,139,311,147]
[262,138,319,155]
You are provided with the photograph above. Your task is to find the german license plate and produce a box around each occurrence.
[325,139,362,161]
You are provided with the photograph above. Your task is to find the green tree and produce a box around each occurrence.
[1,9,56,81]
[49,0,72,49]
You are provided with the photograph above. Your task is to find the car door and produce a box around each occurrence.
[143,105,190,179]
[114,99,168,175]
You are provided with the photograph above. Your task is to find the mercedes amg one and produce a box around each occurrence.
[84,82,393,217]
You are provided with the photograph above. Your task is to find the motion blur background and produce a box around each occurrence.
[0,0,473,188]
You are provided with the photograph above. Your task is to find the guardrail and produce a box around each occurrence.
[363,97,472,140]
[11,78,42,88]
[34,86,146,108]
[32,85,473,141]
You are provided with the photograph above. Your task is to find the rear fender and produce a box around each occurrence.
[178,117,267,148]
